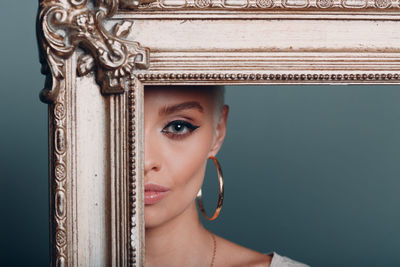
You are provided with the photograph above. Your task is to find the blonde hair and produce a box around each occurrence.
[210,85,226,125]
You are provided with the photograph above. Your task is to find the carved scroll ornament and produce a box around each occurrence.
[38,0,149,103]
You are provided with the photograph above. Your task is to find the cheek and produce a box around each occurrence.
[145,125,216,228]
[163,126,215,190]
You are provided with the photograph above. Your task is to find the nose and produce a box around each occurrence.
[144,130,162,178]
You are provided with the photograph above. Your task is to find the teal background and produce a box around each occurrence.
[0,1,49,266]
[1,1,400,266]
[201,85,400,266]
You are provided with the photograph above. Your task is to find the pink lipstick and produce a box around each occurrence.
[144,183,170,205]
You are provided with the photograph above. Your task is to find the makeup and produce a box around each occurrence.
[161,120,200,140]
[144,183,170,205]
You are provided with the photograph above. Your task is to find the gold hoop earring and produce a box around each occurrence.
[196,156,224,221]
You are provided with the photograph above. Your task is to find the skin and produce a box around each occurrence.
[144,86,271,267]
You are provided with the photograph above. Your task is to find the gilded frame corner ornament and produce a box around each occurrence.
[38,0,149,103]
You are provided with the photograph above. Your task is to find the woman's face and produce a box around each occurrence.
[144,86,228,229]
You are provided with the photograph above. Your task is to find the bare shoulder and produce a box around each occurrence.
[214,234,272,267]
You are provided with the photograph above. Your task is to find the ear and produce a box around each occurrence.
[208,105,229,157]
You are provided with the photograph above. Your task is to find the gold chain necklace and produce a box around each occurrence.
[210,233,216,267]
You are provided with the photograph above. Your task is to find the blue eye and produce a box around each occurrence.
[161,120,199,138]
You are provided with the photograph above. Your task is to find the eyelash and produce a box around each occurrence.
[161,120,200,140]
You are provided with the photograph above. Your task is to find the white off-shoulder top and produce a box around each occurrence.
[268,252,310,267]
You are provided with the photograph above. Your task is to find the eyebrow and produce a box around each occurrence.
[159,101,204,115]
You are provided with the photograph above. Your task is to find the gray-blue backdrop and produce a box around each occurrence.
[201,85,400,266]
[1,1,399,266]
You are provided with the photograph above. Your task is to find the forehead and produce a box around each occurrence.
[144,86,215,107]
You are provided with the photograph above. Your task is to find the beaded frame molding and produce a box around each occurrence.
[37,0,400,266]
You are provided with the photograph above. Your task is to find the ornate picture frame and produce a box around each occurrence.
[37,0,400,266]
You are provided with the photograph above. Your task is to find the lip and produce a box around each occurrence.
[144,183,170,205]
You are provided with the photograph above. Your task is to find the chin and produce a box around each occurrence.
[144,205,169,229]
[144,216,159,229]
